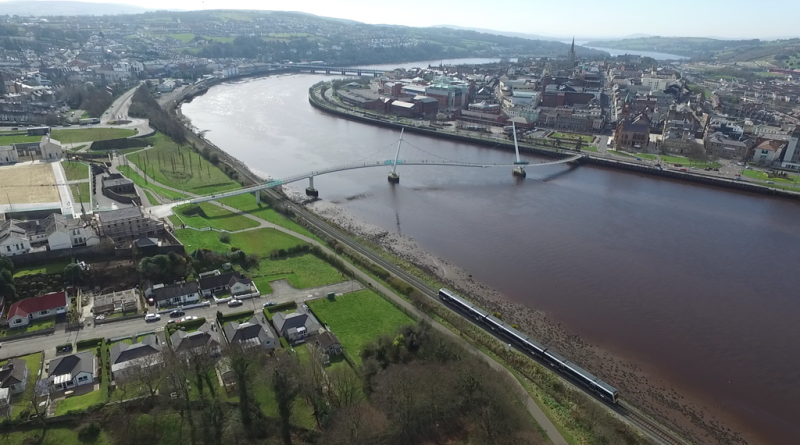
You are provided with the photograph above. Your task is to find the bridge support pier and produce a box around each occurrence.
[512,167,527,178]
[255,191,261,204]
[388,172,400,183]
[305,176,319,198]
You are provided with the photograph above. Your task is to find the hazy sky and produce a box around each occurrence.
[13,0,800,39]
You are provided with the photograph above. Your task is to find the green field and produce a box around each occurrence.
[204,35,235,43]
[1,319,55,337]
[70,183,91,203]
[174,202,259,232]
[13,260,71,277]
[742,169,800,189]
[0,134,42,143]
[54,386,105,415]
[3,427,114,445]
[63,161,89,180]
[126,133,240,195]
[173,227,305,255]
[550,132,594,143]
[166,33,195,42]
[50,128,137,144]
[218,194,319,240]
[248,379,316,429]
[143,189,159,205]
[247,253,346,294]
[116,164,189,200]
[659,154,721,168]
[307,289,415,365]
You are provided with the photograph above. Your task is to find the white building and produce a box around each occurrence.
[44,213,100,250]
[779,127,800,170]
[40,136,63,161]
[0,145,19,164]
[641,75,677,92]
[0,220,31,256]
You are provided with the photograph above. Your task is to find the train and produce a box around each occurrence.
[438,288,619,403]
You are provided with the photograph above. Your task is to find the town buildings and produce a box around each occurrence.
[96,207,164,243]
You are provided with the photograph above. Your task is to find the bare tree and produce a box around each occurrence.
[226,342,259,432]
[270,353,302,445]
[327,365,363,409]
[127,352,167,404]
[163,352,198,445]
[323,403,389,445]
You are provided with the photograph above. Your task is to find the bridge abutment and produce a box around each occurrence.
[388,172,400,184]
[306,176,319,197]
[512,167,527,178]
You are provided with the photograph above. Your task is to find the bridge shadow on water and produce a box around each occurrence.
[538,164,579,183]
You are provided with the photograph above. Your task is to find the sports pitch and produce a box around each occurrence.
[0,163,60,203]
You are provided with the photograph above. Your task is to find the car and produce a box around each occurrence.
[62,124,71,127]
[690,167,698,170]
[167,320,176,324]
[144,313,161,322]
[170,310,185,318]
[228,299,243,307]
[713,168,720,171]
[263,301,276,308]
[180,316,198,322]
[95,314,105,320]
[147,297,155,306]
[766,181,775,184]
[674,163,683,167]
[11,127,18,130]
[680,168,688,172]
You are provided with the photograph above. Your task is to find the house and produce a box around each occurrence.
[704,132,748,160]
[92,288,138,315]
[43,213,100,250]
[96,206,164,243]
[198,270,243,297]
[0,145,19,164]
[109,334,163,383]
[6,291,68,329]
[0,358,29,395]
[223,316,277,351]
[0,220,31,256]
[152,281,200,309]
[47,350,95,390]
[170,322,221,357]
[750,138,786,166]
[39,136,62,160]
[272,307,321,344]
[314,331,343,357]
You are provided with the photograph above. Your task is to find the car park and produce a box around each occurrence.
[145,313,161,322]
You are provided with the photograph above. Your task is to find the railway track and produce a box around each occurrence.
[618,402,691,445]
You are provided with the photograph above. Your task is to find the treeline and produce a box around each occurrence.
[129,84,186,144]
[62,85,117,118]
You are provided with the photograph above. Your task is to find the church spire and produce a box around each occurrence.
[568,37,576,66]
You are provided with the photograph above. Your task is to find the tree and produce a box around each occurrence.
[227,342,259,432]
[64,263,82,285]
[270,353,302,445]
[327,365,363,409]
[323,403,389,445]
[129,352,167,405]
[0,257,15,301]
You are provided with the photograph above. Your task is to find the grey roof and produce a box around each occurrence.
[44,213,82,237]
[48,350,94,379]
[272,308,320,335]
[0,220,27,243]
[0,358,27,388]
[315,331,340,350]
[171,323,219,353]
[152,281,199,302]
[110,335,161,365]
[224,316,274,345]
[103,176,134,188]
[98,206,143,223]
[135,237,158,247]
[198,271,243,291]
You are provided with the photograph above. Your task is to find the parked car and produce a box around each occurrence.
[674,163,683,167]
[147,297,155,306]
[180,316,198,322]
[228,299,243,308]
[766,181,775,184]
[144,313,161,322]
[95,314,105,320]
[263,301,276,308]
[680,168,688,172]
[170,310,185,318]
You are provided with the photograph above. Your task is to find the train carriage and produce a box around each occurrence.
[544,349,568,369]
[593,379,619,403]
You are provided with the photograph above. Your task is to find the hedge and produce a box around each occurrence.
[166,317,207,335]
[263,302,296,321]
[90,137,149,151]
[76,338,104,349]
[279,337,289,348]
[218,310,254,324]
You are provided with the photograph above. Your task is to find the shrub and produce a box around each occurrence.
[279,337,289,348]
[219,233,231,243]
[76,338,104,349]
[78,421,101,441]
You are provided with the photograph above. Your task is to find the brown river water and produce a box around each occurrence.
[181,68,800,444]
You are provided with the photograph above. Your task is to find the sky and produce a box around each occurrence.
[10,0,800,40]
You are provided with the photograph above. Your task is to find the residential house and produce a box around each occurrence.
[39,136,62,160]
[198,270,244,297]
[92,288,138,316]
[0,145,19,164]
[704,132,749,160]
[272,307,321,344]
[43,213,100,250]
[223,316,277,351]
[0,220,31,256]
[109,334,163,383]
[314,331,343,358]
[0,358,29,395]
[96,206,164,243]
[46,350,95,390]
[170,322,221,358]
[152,281,200,309]
[6,291,68,328]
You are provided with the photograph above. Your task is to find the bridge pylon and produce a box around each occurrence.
[305,175,319,198]
[388,129,403,184]
[511,122,529,178]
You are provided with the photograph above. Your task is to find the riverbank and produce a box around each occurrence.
[308,84,800,201]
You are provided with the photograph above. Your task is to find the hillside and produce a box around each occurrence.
[585,36,800,66]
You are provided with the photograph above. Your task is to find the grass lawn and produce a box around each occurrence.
[173,227,305,256]
[250,380,317,429]
[126,133,240,195]
[62,161,90,181]
[292,342,311,364]
[742,169,800,189]
[174,202,259,232]
[13,260,71,277]
[218,194,319,241]
[307,289,415,365]
[247,253,346,294]
[204,35,236,43]
[550,132,594,143]
[659,154,721,168]
[67,144,88,152]
[219,311,255,325]
[54,388,105,415]
[166,33,195,42]
[116,164,189,200]
[1,319,55,337]
[50,128,137,144]
[70,183,91,203]
[580,145,598,152]
[0,134,42,143]
[3,427,114,445]
[143,189,160,205]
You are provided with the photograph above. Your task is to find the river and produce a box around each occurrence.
[181,70,800,444]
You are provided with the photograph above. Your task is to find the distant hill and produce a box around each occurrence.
[0,1,153,16]
[432,25,556,42]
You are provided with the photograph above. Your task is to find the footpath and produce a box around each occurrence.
[118,153,569,445]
